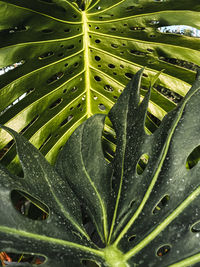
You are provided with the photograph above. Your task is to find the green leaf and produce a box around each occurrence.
[56,114,113,244]
[2,69,200,265]
[1,0,200,170]
[0,124,105,266]
[56,69,200,266]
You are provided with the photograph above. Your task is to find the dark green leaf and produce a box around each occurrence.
[56,68,200,266]
[0,125,105,266]
[2,64,200,265]
[56,114,113,244]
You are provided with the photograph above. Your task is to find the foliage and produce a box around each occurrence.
[1,0,200,171]
[1,69,200,266]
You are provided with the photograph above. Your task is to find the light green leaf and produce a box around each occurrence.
[1,0,200,170]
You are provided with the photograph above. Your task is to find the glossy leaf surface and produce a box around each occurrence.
[0,125,104,267]
[57,69,200,266]
[1,0,200,169]
[2,69,200,266]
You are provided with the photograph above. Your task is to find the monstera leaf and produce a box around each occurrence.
[1,69,200,266]
[1,0,200,171]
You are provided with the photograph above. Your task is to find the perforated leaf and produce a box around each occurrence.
[0,124,105,267]
[2,69,200,266]
[0,0,200,170]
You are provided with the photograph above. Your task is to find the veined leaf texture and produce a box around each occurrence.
[0,0,200,170]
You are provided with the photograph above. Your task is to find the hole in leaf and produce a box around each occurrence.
[129,200,135,208]
[26,87,35,94]
[129,49,146,56]
[128,235,136,242]
[20,115,39,135]
[147,48,154,52]
[63,89,67,93]
[0,60,25,77]
[11,190,49,220]
[154,84,183,104]
[159,56,199,71]
[149,20,160,25]
[191,221,200,232]
[6,25,28,33]
[125,73,134,80]
[38,51,54,60]
[94,96,98,100]
[95,39,101,43]
[104,85,114,92]
[158,25,200,38]
[98,104,106,111]
[49,98,63,109]
[74,62,79,67]
[47,72,64,84]
[1,89,33,116]
[129,26,145,31]
[67,44,75,50]
[64,28,70,32]
[0,139,14,160]
[157,245,171,257]
[126,6,135,10]
[136,154,149,175]
[39,134,52,150]
[94,76,101,82]
[186,145,200,169]
[111,43,118,48]
[42,29,53,34]
[0,251,45,265]
[60,115,73,127]
[71,86,78,92]
[108,64,115,68]
[95,56,101,61]
[95,26,100,29]
[153,195,170,214]
[146,111,161,127]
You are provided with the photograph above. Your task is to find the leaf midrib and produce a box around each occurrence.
[0,225,103,257]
